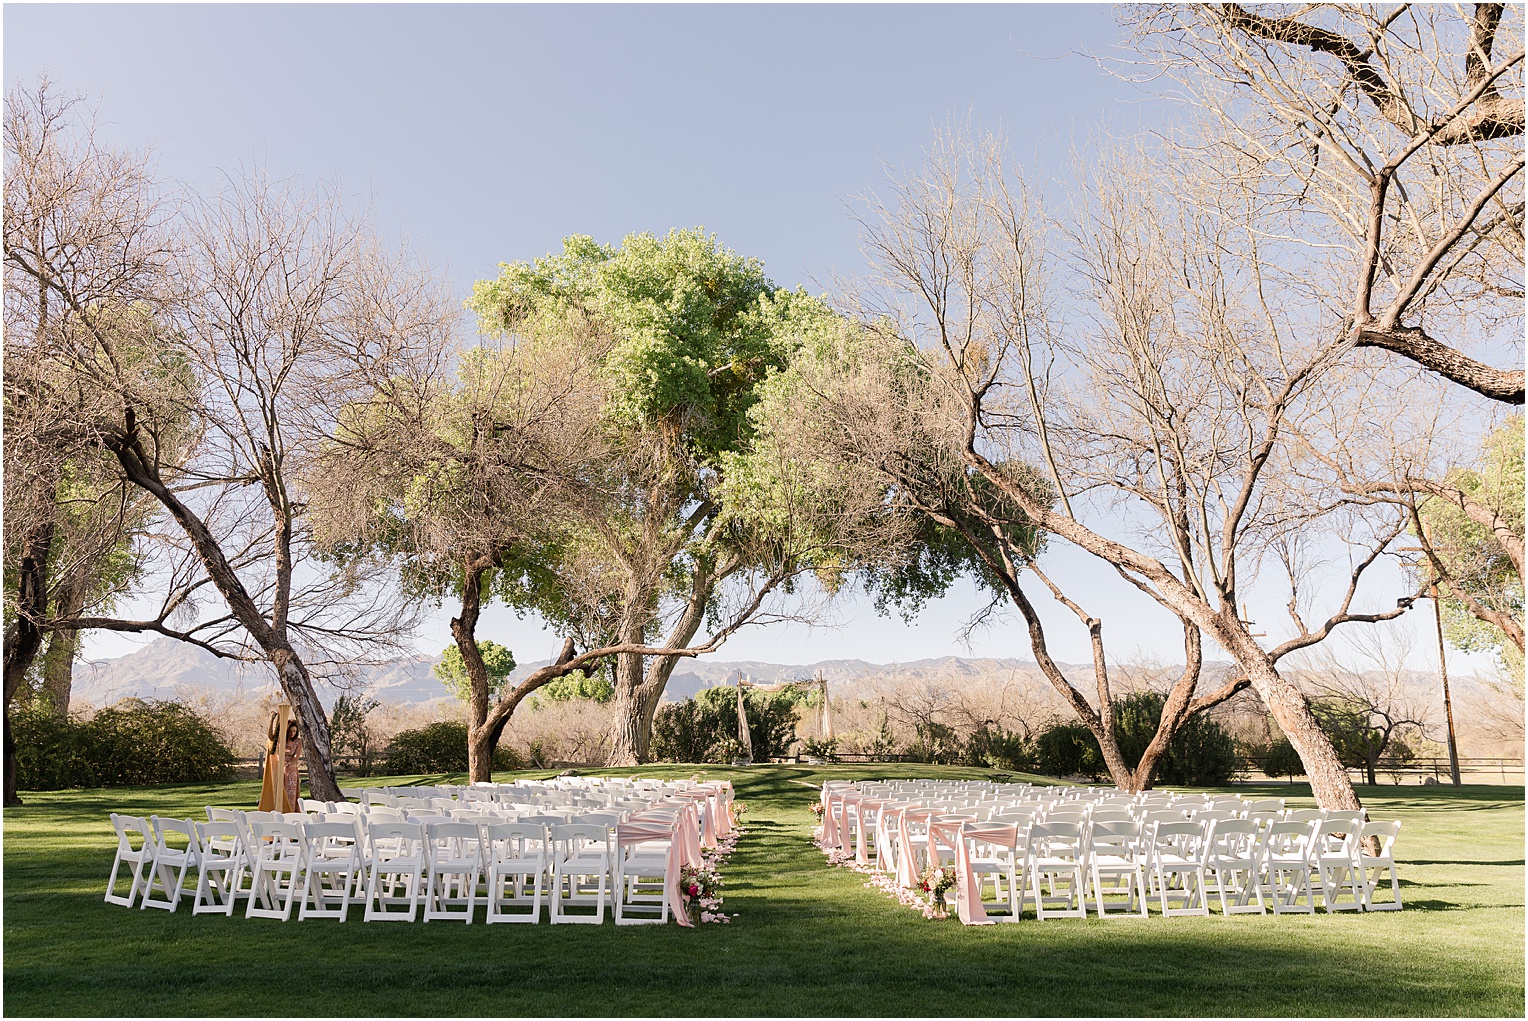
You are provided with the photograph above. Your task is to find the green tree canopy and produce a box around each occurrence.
[468,229,878,763]
[432,639,516,703]
[1419,416,1524,676]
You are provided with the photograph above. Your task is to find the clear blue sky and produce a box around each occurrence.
[6,4,1463,674]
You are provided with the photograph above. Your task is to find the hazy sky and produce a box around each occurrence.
[5,4,1469,674]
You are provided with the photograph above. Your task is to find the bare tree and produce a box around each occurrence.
[1296,623,1432,785]
[2,79,177,804]
[832,124,1438,810]
[1133,4,1524,404]
[6,91,456,801]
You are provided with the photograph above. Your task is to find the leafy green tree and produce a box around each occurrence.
[328,693,381,776]
[651,685,802,763]
[310,325,622,781]
[433,640,516,703]
[470,229,878,764]
[528,668,614,708]
[1418,417,1525,673]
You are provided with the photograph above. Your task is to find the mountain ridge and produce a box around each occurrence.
[72,636,1052,708]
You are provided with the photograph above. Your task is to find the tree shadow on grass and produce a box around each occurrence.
[1405,859,1524,866]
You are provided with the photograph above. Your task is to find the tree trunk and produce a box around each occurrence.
[606,645,648,766]
[630,570,713,762]
[269,649,344,802]
[449,556,496,783]
[477,636,579,763]
[1229,633,1362,812]
[40,574,87,719]
[1127,626,1207,792]
[3,519,56,807]
[111,431,344,802]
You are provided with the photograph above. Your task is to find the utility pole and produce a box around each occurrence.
[1431,580,1463,786]
[1405,519,1464,787]
[1417,519,1466,788]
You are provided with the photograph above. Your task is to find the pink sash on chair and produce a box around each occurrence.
[954,821,1021,925]
[927,816,966,908]
[819,787,838,847]
[676,790,717,848]
[876,803,904,873]
[617,821,693,927]
[855,799,884,865]
[839,794,864,857]
[898,807,933,888]
[702,783,734,837]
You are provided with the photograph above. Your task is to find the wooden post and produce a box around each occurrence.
[818,672,834,741]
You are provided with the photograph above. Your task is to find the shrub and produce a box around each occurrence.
[964,724,1035,771]
[651,686,802,763]
[1032,693,1239,786]
[1262,737,1305,780]
[905,720,963,765]
[12,696,236,790]
[802,736,839,762]
[1034,721,1105,780]
[382,720,520,775]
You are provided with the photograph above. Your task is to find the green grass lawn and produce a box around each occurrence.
[3,764,1522,1017]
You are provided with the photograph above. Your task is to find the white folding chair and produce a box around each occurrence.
[141,816,202,912]
[1261,820,1320,914]
[245,819,306,920]
[105,814,156,908]
[1026,822,1088,920]
[613,822,675,925]
[1356,820,1402,911]
[423,821,484,923]
[192,821,244,915]
[363,821,426,922]
[1148,821,1209,917]
[550,823,610,924]
[1204,820,1266,915]
[1314,819,1364,912]
[965,822,1029,921]
[1088,820,1148,918]
[485,822,548,924]
[1088,808,1135,827]
[300,819,364,921]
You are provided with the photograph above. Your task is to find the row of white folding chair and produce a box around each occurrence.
[134,813,669,924]
[951,813,1399,920]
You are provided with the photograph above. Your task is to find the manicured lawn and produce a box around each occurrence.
[3,764,1522,1016]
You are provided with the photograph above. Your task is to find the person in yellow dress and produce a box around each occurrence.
[282,719,303,810]
[258,712,305,811]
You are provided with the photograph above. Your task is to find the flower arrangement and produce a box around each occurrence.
[732,800,747,822]
[679,862,722,901]
[810,802,825,818]
[919,862,956,907]
[679,862,730,924]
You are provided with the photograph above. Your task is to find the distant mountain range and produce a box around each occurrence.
[73,636,1053,708]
